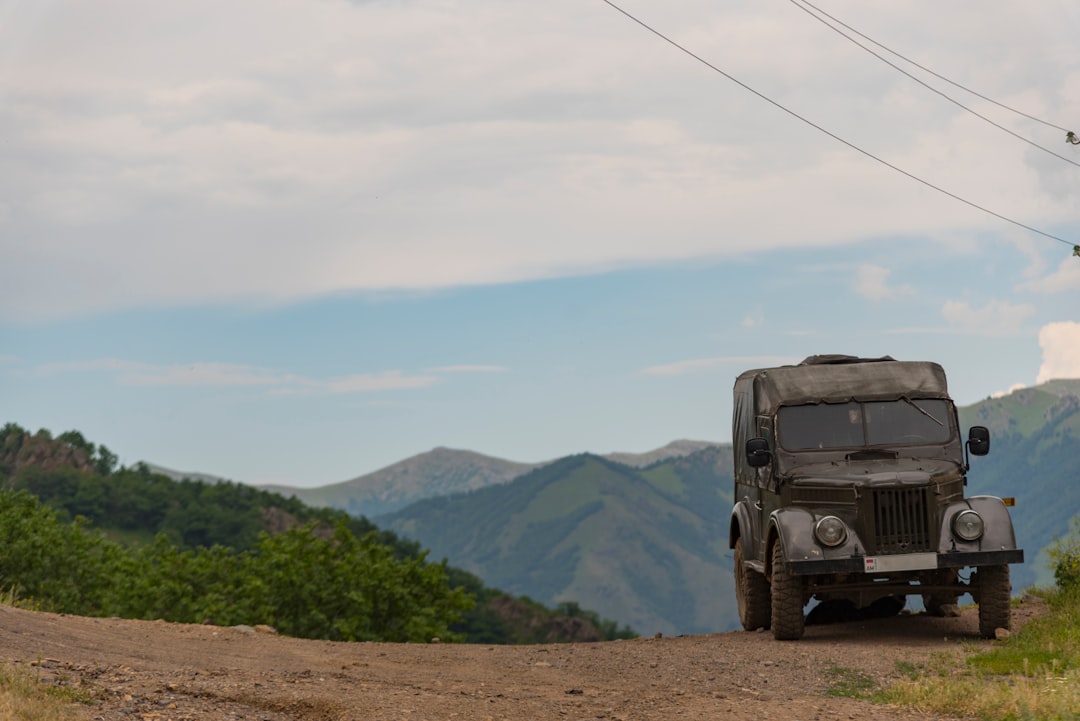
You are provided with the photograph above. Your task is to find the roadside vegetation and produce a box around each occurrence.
[0,422,634,645]
[0,662,89,721]
[827,516,1080,720]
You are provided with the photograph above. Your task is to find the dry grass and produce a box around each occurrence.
[0,663,86,721]
[878,589,1080,721]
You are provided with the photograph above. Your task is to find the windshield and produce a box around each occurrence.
[777,398,953,451]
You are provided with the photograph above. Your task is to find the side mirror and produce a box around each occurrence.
[967,426,990,457]
[746,437,772,468]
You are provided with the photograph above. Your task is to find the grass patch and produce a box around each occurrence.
[0,663,89,721]
[824,664,879,698]
[878,589,1080,720]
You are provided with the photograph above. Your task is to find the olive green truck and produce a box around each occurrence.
[729,355,1023,640]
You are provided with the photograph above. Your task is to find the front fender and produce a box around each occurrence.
[769,507,818,568]
[729,502,754,551]
[939,496,1020,553]
[771,507,872,573]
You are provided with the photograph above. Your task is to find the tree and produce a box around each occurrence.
[93,445,118,476]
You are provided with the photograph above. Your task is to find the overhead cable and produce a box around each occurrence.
[792,0,1074,135]
[787,0,1079,168]
[597,0,1075,249]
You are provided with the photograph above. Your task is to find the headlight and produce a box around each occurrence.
[952,509,984,541]
[814,516,847,547]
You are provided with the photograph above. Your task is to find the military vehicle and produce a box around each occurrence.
[729,355,1023,640]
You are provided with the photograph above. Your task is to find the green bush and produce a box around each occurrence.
[1047,516,1080,591]
[0,490,472,642]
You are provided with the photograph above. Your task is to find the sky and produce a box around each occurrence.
[2,0,1079,488]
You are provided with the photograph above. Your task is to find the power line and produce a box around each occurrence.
[793,0,1073,135]
[597,0,1075,249]
[787,0,1080,169]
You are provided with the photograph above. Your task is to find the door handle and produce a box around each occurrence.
[754,501,763,511]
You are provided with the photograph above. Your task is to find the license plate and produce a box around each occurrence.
[863,552,938,573]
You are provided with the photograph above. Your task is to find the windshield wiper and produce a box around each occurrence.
[901,397,944,427]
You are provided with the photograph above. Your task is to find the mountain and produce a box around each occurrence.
[261,447,544,519]
[958,379,1080,589]
[262,440,720,519]
[602,439,718,467]
[378,445,736,637]
[142,462,231,486]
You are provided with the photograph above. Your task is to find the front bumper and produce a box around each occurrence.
[787,548,1024,575]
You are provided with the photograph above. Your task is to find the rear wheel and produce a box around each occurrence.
[770,542,805,640]
[734,537,771,631]
[977,565,1011,638]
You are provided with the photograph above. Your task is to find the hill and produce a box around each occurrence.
[261,447,544,519]
[959,379,1080,588]
[262,440,721,519]
[378,446,736,637]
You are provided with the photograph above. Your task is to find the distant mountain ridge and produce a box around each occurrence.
[261,440,720,519]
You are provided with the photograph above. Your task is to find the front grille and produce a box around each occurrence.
[872,487,933,554]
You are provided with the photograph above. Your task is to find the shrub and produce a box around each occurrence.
[1047,516,1080,591]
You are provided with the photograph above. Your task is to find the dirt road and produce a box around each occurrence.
[1,601,1041,721]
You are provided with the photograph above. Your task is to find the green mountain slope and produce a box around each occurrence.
[379,446,736,636]
[959,379,1080,589]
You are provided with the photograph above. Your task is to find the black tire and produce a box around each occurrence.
[734,537,771,631]
[770,542,805,640]
[977,565,1011,638]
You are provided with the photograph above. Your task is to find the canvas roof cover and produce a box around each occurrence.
[736,356,950,414]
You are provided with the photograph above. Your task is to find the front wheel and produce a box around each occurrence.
[735,537,771,631]
[770,542,805,640]
[977,565,1011,638]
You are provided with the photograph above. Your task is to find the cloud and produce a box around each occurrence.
[37,358,437,394]
[2,1,1078,322]
[321,372,437,394]
[643,355,795,376]
[990,383,1027,399]
[741,308,765,329]
[1036,321,1080,383]
[854,264,913,302]
[941,299,1035,337]
[1021,256,1080,295]
[426,365,508,373]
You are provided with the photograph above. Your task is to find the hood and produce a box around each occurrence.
[786,457,962,487]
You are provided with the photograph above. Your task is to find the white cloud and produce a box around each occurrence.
[854,264,914,302]
[1021,256,1080,295]
[941,300,1035,337]
[990,383,1027,399]
[741,308,764,328]
[1036,321,1080,382]
[2,1,1078,322]
[37,358,437,394]
[322,372,437,394]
